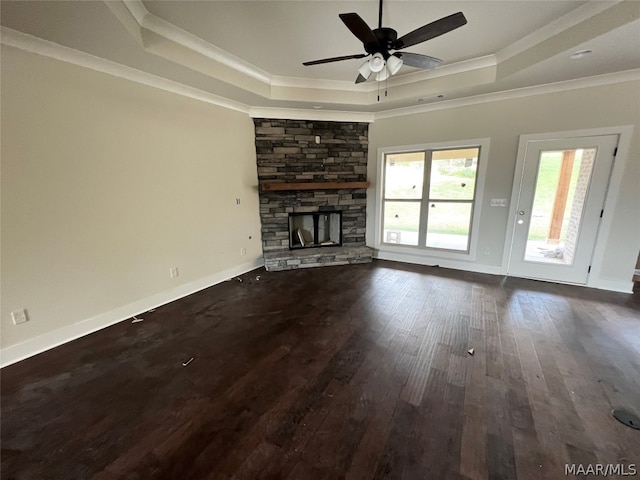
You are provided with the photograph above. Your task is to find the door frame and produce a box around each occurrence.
[503,125,635,290]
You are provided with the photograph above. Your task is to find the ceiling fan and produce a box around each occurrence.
[303,0,467,84]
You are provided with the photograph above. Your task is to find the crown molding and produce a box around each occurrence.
[270,55,498,93]
[386,55,497,89]
[0,27,251,114]
[375,69,640,120]
[5,25,638,123]
[127,1,272,85]
[496,0,623,62]
[270,75,363,92]
[121,0,148,24]
[249,106,375,123]
[109,0,507,102]
[106,0,639,110]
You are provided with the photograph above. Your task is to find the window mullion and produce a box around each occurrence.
[418,150,432,247]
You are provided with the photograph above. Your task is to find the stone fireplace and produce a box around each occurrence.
[254,118,373,271]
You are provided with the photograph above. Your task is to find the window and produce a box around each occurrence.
[381,146,481,252]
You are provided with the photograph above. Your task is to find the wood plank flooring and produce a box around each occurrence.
[2,260,639,479]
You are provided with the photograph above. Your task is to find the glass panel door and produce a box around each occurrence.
[508,135,618,284]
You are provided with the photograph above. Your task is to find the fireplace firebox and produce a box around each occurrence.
[289,212,342,250]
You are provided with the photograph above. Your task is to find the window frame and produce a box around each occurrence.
[375,138,490,261]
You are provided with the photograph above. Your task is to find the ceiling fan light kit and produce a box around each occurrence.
[369,52,386,72]
[303,0,467,88]
[358,60,372,80]
[386,55,403,75]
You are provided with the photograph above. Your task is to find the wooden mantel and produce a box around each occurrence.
[261,181,370,192]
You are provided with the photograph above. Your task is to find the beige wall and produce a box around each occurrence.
[368,80,640,286]
[2,43,638,362]
[1,46,262,352]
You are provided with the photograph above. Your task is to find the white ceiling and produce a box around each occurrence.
[2,1,639,116]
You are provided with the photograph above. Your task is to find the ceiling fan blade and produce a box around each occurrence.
[303,53,367,66]
[393,12,467,50]
[394,52,442,70]
[355,73,368,84]
[339,13,379,47]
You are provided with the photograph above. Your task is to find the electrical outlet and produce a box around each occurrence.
[236,198,241,205]
[240,248,247,256]
[169,267,179,278]
[11,309,28,325]
[483,247,491,255]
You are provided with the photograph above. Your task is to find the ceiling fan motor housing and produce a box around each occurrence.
[366,28,399,56]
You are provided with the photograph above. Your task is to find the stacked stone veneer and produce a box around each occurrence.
[254,118,372,271]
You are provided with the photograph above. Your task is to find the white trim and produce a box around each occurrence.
[374,252,631,292]
[106,0,638,111]
[249,106,375,123]
[496,0,621,62]
[585,125,636,288]
[270,75,364,92]
[122,0,272,84]
[3,25,638,118]
[0,259,264,368]
[374,137,491,265]
[374,250,506,276]
[116,0,497,94]
[271,56,497,92]
[386,55,497,88]
[0,27,251,114]
[503,125,636,293]
[375,69,640,120]
[587,278,634,294]
[121,0,148,24]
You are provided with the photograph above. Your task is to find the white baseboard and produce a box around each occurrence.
[374,250,506,276]
[587,278,634,294]
[0,258,264,368]
[374,251,635,293]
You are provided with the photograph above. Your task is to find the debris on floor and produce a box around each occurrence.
[182,357,195,367]
[131,316,144,323]
[467,348,475,355]
[235,277,243,283]
[256,275,261,281]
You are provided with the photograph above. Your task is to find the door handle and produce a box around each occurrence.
[518,210,526,215]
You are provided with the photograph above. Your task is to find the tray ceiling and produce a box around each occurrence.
[1,1,639,117]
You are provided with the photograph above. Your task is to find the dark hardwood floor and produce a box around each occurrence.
[2,260,639,479]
